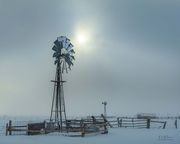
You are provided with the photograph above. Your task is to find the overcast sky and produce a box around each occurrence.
[0,0,180,117]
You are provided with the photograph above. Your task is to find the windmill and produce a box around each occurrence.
[50,36,75,131]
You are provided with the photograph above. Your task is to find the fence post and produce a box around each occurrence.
[6,123,8,136]
[120,119,122,127]
[163,121,166,129]
[80,119,85,137]
[66,120,70,133]
[103,124,108,134]
[92,116,96,124]
[175,119,177,129]
[117,118,120,127]
[27,123,29,135]
[147,119,150,129]
[9,120,12,135]
[132,118,134,128]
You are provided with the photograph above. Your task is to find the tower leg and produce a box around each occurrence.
[50,61,67,132]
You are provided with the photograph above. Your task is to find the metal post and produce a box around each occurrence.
[102,101,107,117]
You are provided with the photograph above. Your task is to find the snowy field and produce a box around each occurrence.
[0,116,179,144]
[0,128,180,144]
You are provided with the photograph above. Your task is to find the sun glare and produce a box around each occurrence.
[73,25,95,53]
[75,28,91,46]
[77,33,87,44]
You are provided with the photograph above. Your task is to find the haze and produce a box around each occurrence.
[0,0,180,117]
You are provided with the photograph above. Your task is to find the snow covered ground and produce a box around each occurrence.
[0,116,179,144]
[0,128,180,144]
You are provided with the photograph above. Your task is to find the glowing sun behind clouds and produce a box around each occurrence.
[75,27,91,46]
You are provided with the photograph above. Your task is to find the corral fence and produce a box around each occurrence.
[108,117,167,129]
[5,115,109,137]
[2,116,178,136]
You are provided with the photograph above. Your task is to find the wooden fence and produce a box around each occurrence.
[6,115,109,137]
[5,115,176,136]
[108,117,167,129]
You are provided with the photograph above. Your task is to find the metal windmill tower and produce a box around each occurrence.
[50,36,75,131]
